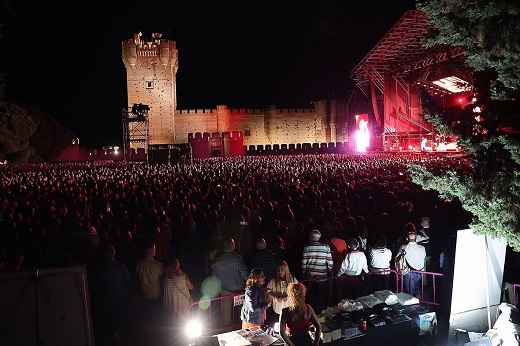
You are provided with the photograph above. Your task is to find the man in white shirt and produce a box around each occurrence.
[337,238,369,298]
[403,227,426,298]
[369,234,392,291]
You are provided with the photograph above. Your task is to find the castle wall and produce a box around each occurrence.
[122,34,353,153]
[175,102,349,147]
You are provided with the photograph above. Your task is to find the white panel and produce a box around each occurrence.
[448,229,507,339]
[450,229,506,315]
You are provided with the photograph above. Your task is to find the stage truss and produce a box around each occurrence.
[350,10,466,150]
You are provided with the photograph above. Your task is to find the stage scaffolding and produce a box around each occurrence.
[121,105,149,161]
[350,9,466,150]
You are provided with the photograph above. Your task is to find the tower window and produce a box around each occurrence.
[244,130,251,136]
[146,81,154,89]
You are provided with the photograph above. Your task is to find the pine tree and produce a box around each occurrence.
[409,0,520,250]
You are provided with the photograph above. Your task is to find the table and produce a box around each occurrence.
[193,304,436,346]
[325,304,437,346]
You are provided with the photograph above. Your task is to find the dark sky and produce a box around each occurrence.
[2,0,416,148]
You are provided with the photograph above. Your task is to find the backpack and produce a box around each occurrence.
[395,249,410,276]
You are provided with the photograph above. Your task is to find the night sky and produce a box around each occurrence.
[2,0,416,148]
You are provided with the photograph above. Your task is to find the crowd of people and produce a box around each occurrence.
[0,153,477,344]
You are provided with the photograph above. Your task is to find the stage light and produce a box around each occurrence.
[185,319,202,339]
[458,98,463,103]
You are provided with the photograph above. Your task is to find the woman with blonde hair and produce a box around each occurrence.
[266,260,298,316]
[240,268,272,329]
[163,257,194,324]
[279,283,321,346]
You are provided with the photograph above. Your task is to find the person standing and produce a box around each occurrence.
[337,238,369,299]
[248,238,277,285]
[356,216,371,258]
[369,234,393,291]
[98,245,132,343]
[416,217,432,284]
[266,260,298,321]
[325,227,348,275]
[240,268,271,329]
[301,230,333,308]
[135,243,164,340]
[279,282,321,346]
[211,237,249,328]
[163,257,194,325]
[400,224,426,299]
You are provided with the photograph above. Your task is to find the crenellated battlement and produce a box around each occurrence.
[176,107,313,116]
[277,108,313,114]
[177,109,217,115]
[131,32,177,49]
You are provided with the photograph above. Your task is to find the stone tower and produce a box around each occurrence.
[122,33,178,145]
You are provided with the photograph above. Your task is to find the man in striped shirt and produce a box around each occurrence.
[302,230,333,308]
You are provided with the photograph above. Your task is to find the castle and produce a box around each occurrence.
[121,33,354,158]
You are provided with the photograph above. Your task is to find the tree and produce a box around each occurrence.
[410,0,520,250]
[417,0,520,100]
[18,103,75,162]
[0,101,37,163]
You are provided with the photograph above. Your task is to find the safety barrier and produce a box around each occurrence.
[187,292,245,335]
[400,269,444,306]
[187,270,443,336]
[301,269,443,310]
[301,270,400,311]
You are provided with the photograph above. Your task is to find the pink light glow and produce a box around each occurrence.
[355,119,370,152]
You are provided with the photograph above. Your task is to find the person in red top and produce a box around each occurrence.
[326,227,348,274]
[279,282,321,346]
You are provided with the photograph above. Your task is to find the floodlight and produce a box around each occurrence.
[185,319,202,339]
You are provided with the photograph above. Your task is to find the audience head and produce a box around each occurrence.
[421,217,431,229]
[144,243,156,258]
[287,282,307,312]
[272,235,285,249]
[222,237,236,252]
[165,257,181,278]
[347,238,359,250]
[104,245,116,260]
[374,234,387,249]
[246,268,265,288]
[331,227,342,239]
[405,222,417,242]
[309,229,321,242]
[276,260,292,281]
[256,238,267,250]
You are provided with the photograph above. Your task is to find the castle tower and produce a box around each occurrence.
[122,33,178,146]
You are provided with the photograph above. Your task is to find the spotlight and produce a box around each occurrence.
[185,319,202,339]
[131,103,150,119]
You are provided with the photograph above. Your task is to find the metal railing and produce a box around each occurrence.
[187,292,245,335]
[400,269,444,306]
[300,270,400,311]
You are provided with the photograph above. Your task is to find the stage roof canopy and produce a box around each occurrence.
[350,10,464,95]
